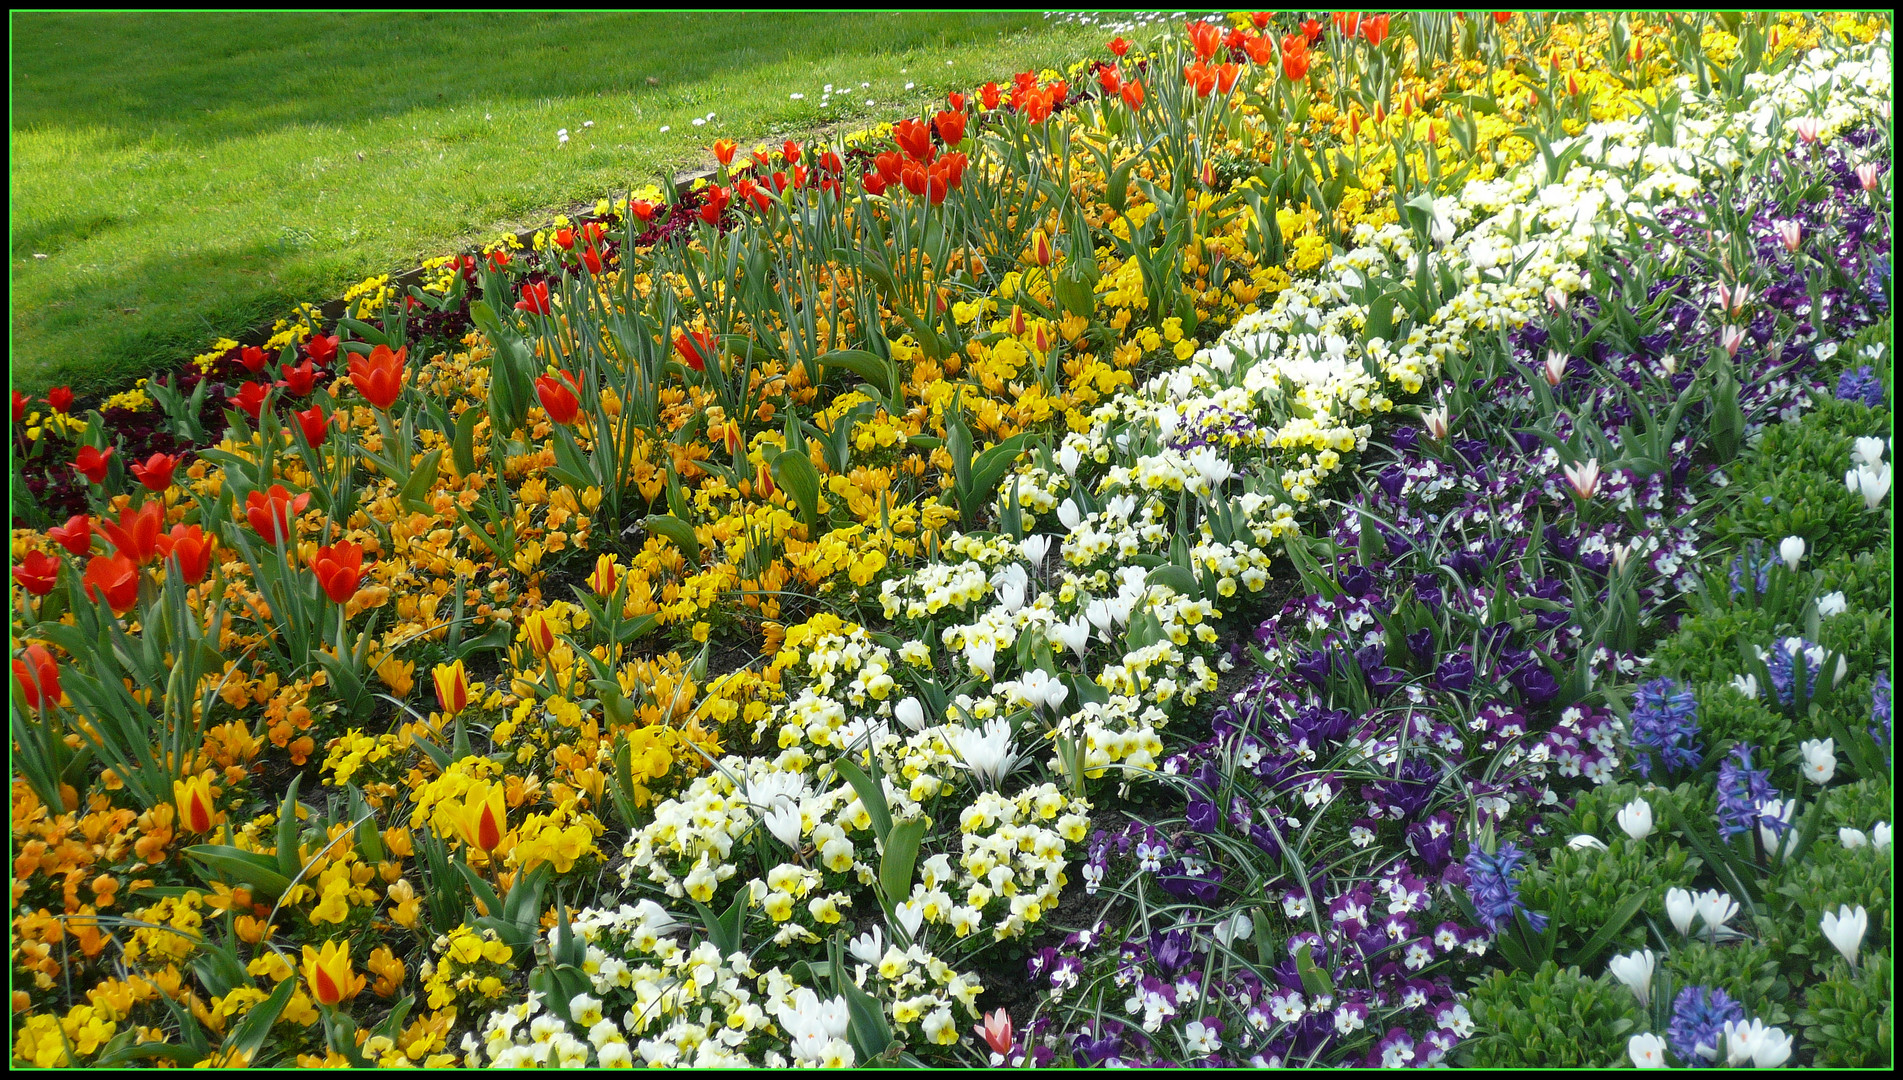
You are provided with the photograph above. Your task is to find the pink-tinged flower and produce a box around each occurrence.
[1791,116,1822,143]
[974,1008,1014,1058]
[1422,404,1450,441]
[1543,350,1567,387]
[1715,282,1752,316]
[1855,162,1881,191]
[1775,220,1801,253]
[1563,458,1602,500]
[1545,286,1568,311]
[1721,325,1746,358]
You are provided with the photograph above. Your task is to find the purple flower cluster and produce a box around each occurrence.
[1715,743,1779,840]
[1627,677,1704,778]
[1463,842,1547,934]
[1764,636,1825,706]
[1667,985,1747,1065]
[1837,365,1885,407]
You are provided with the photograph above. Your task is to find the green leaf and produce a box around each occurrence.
[275,774,304,881]
[771,449,822,531]
[1567,890,1648,968]
[223,972,296,1062]
[1144,564,1200,599]
[880,817,927,910]
[831,754,893,843]
[183,845,293,899]
[819,349,898,401]
[643,514,702,568]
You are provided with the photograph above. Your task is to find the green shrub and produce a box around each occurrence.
[1461,961,1637,1068]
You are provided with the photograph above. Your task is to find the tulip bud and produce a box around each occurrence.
[433,660,471,717]
[301,940,362,1007]
[1033,230,1054,267]
[174,775,219,834]
[588,554,621,597]
[459,781,509,854]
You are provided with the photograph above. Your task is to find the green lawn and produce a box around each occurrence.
[9,11,1117,393]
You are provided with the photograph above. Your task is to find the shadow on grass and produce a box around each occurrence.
[11,12,1043,146]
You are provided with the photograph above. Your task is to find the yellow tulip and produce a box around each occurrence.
[432,659,470,717]
[300,939,363,1007]
[458,781,508,854]
[173,774,219,834]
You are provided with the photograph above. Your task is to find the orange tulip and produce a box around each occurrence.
[712,138,738,166]
[98,501,166,566]
[245,484,311,546]
[894,117,935,164]
[348,344,407,410]
[156,524,217,585]
[82,554,140,614]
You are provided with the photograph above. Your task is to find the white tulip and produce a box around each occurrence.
[1800,738,1836,784]
[1839,826,1869,849]
[847,925,884,966]
[1693,889,1739,934]
[1627,1032,1670,1068]
[1569,834,1610,852]
[761,803,804,850]
[894,696,927,732]
[1607,949,1656,1007]
[1617,798,1655,841]
[1751,1025,1793,1068]
[1820,904,1868,968]
[1779,535,1806,570]
[1665,888,1698,936]
[1853,435,1886,468]
[1019,533,1052,571]
[1722,1017,1769,1066]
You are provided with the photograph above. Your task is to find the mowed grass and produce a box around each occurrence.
[9,11,1116,393]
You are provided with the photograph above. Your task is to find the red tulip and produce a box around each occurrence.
[11,390,27,424]
[934,110,967,146]
[240,345,269,373]
[535,371,583,425]
[875,151,905,186]
[12,550,61,596]
[47,386,75,414]
[894,117,934,163]
[629,199,656,223]
[13,644,62,710]
[245,484,311,546]
[1362,14,1391,47]
[83,554,141,614]
[713,138,738,166]
[1303,18,1323,42]
[1098,65,1122,95]
[1282,36,1311,81]
[305,333,340,366]
[515,280,551,316]
[311,541,365,604]
[981,81,1002,110]
[278,359,319,397]
[348,344,407,410]
[99,501,166,565]
[232,380,271,421]
[947,90,966,111]
[1494,11,1513,24]
[129,451,180,493]
[1254,12,1272,29]
[48,514,93,556]
[1216,61,1241,94]
[861,170,888,196]
[1108,36,1130,58]
[486,250,512,272]
[293,405,331,448]
[675,330,717,373]
[156,524,216,585]
[1333,11,1361,37]
[74,445,114,484]
[1187,19,1221,60]
[1121,79,1146,111]
[1244,31,1272,65]
[698,184,731,226]
[580,246,603,274]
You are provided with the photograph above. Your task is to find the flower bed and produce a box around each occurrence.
[9,11,1892,1070]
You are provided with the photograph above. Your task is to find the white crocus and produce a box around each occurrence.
[1816,590,1848,617]
[1057,498,1083,530]
[1628,1032,1669,1068]
[1852,435,1886,468]
[1731,672,1760,700]
[1607,949,1656,1008]
[1665,888,1698,936]
[891,899,925,941]
[1617,798,1654,841]
[1846,463,1891,509]
[1839,826,1869,849]
[1756,799,1800,859]
[1019,533,1052,571]
[847,925,884,966]
[1778,535,1806,570]
[1049,616,1091,660]
[1693,890,1740,935]
[1751,1026,1793,1068]
[761,802,804,850]
[1722,1018,1769,1066]
[1799,738,1836,784]
[1820,904,1868,968]
[1056,445,1081,477]
[1568,834,1609,852]
[947,718,1021,790]
[894,696,927,732]
[1017,668,1068,713]
[1873,821,1892,850]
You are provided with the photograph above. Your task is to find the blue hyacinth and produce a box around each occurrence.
[1464,841,1547,934]
[1875,671,1892,765]
[1667,985,1746,1064]
[1627,678,1704,778]
[1836,365,1885,408]
[1727,541,1775,597]
[1764,637,1823,706]
[1716,744,1779,840]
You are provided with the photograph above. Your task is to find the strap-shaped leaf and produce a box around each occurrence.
[644,514,702,568]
